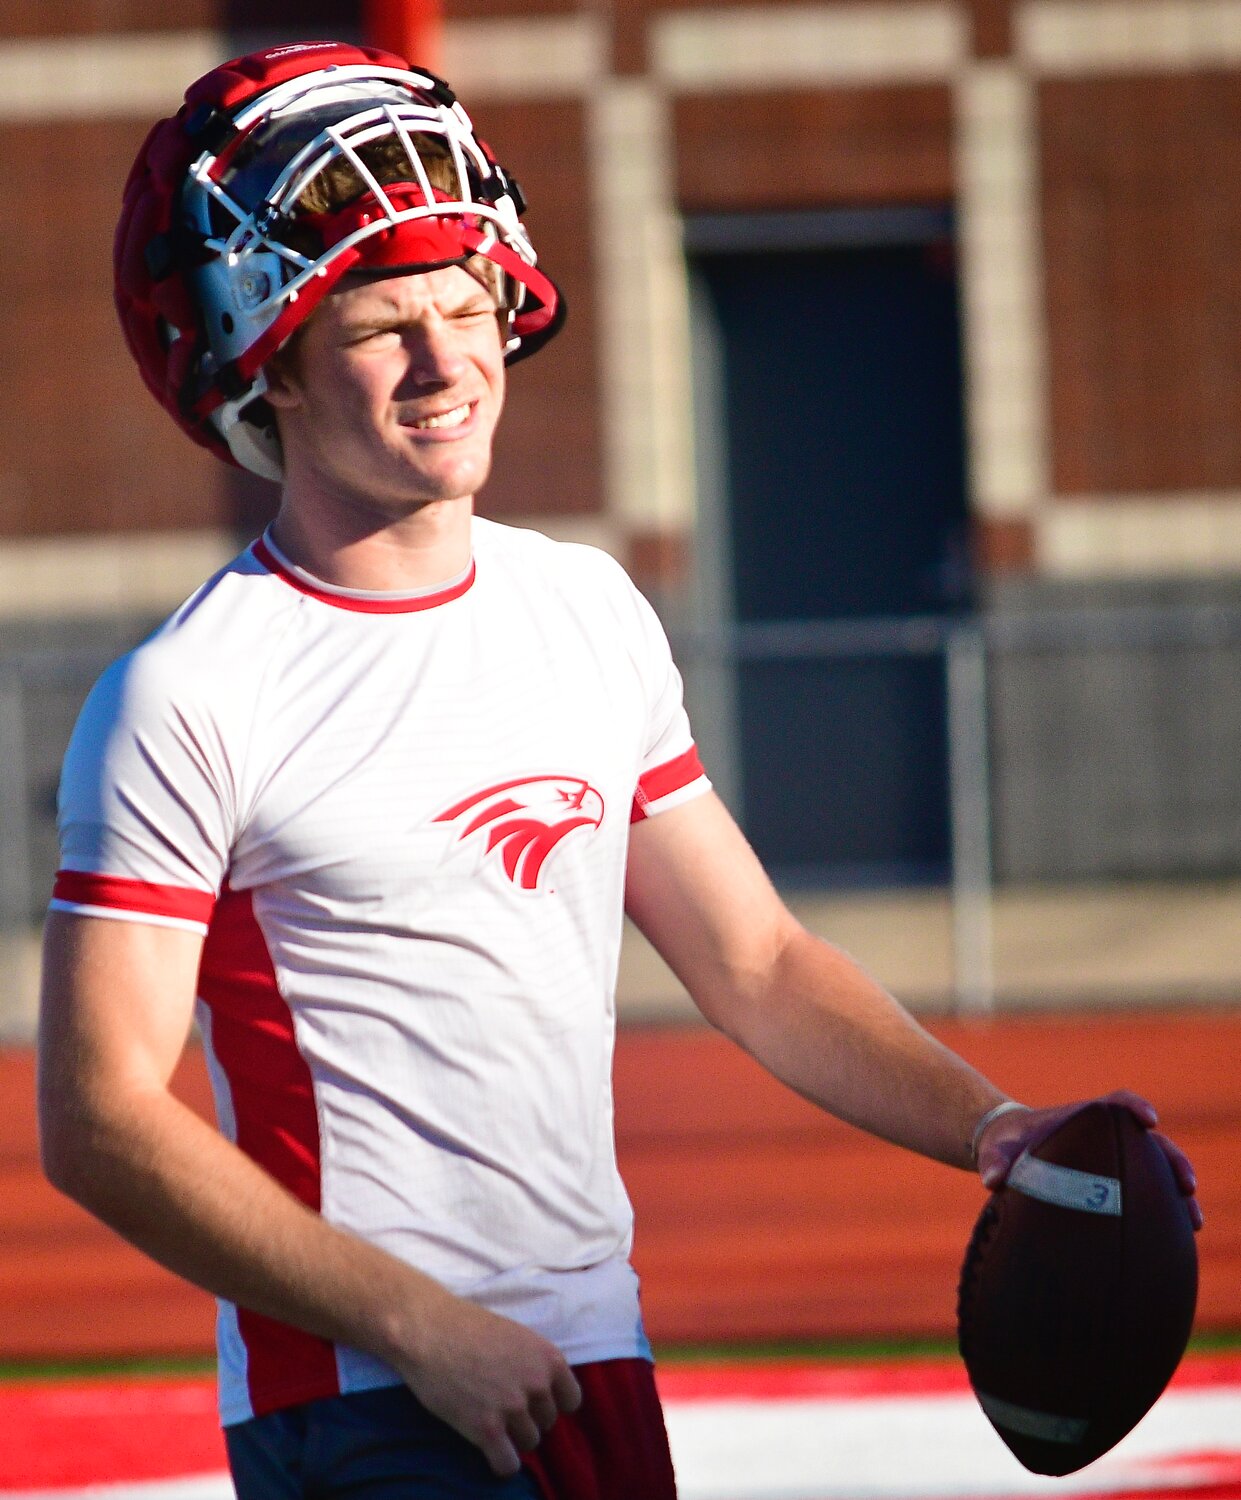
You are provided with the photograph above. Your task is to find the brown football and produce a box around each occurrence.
[957,1101,1198,1475]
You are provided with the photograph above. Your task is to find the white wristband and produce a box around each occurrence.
[970,1099,1028,1165]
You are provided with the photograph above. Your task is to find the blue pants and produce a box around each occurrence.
[225,1385,542,1499]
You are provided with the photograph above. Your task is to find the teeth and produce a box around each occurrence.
[412,404,470,431]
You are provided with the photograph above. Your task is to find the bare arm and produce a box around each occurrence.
[38,911,578,1475]
[626,794,1004,1167]
[626,792,1200,1218]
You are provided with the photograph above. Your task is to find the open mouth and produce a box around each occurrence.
[407,402,473,432]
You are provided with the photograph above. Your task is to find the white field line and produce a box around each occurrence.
[665,1386,1241,1500]
[0,1481,233,1500]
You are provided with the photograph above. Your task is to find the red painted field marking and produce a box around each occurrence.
[0,1379,224,1488]
[0,1353,1237,1492]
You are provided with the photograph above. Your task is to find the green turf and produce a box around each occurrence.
[656,1327,1241,1364]
[1183,1327,1241,1353]
[0,1328,1237,1384]
[653,1335,960,1364]
[0,1355,215,1385]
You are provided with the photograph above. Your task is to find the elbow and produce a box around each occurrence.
[38,1069,167,1216]
[37,1078,113,1205]
[693,984,752,1047]
[696,924,804,1051]
[691,967,777,1053]
[38,1105,90,1200]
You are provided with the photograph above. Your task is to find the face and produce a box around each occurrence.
[266,263,507,517]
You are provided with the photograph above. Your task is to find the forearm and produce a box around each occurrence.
[39,918,580,1479]
[716,926,1007,1169]
[42,1080,448,1370]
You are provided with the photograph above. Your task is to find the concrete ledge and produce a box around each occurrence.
[618,879,1241,1022]
[13,879,1241,1041]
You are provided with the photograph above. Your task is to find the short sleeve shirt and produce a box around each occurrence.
[53,518,710,1423]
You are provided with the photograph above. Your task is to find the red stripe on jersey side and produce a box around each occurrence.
[52,871,216,925]
[198,885,340,1417]
[629,745,706,823]
[253,536,476,614]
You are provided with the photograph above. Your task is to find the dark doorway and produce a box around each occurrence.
[689,207,971,885]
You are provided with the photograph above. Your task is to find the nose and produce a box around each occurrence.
[401,314,468,390]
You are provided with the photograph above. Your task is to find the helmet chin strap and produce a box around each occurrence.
[215,370,284,483]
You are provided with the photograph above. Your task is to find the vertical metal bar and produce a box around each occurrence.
[363,0,443,68]
[685,269,743,820]
[946,625,996,1016]
[0,673,31,932]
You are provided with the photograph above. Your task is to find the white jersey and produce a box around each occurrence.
[53,518,710,1425]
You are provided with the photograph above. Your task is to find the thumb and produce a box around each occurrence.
[980,1139,1023,1191]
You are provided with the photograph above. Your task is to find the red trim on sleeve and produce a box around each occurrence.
[630,745,706,823]
[52,871,216,925]
[253,536,476,615]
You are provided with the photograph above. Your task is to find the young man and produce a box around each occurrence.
[39,43,1199,1500]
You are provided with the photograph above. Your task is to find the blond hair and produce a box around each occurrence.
[290,133,505,304]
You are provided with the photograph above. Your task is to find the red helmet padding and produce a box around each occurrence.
[114,116,224,457]
[183,41,412,118]
[309,182,559,337]
[113,41,423,465]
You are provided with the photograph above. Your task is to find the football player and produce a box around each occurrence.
[39,43,1200,1500]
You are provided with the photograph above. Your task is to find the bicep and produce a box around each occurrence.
[39,911,204,1143]
[625,791,799,1031]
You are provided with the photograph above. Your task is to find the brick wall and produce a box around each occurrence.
[470,98,603,518]
[674,85,955,213]
[0,117,228,538]
[1041,71,1241,498]
[6,1,1241,580]
[3,1,214,36]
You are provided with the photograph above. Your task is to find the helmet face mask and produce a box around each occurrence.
[115,44,563,481]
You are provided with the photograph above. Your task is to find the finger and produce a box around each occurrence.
[528,1391,560,1435]
[979,1152,1004,1190]
[979,1137,1025,1190]
[1149,1129,1197,1195]
[478,1422,522,1479]
[1103,1088,1158,1129]
[552,1365,583,1414]
[508,1412,543,1453]
[1146,1129,1203,1232]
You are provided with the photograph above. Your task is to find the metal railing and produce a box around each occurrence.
[0,646,130,939]
[675,600,1241,1013]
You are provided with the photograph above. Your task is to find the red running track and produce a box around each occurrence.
[2,1009,1239,1359]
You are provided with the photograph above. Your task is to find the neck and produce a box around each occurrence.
[269,490,475,593]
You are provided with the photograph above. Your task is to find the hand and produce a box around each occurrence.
[975,1088,1203,1232]
[395,1288,582,1478]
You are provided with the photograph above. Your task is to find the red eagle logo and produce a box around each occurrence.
[433,775,605,891]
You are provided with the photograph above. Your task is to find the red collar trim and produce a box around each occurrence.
[253,535,476,615]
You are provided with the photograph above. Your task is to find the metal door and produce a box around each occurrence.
[688,208,971,884]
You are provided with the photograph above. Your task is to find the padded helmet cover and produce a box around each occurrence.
[114,40,563,480]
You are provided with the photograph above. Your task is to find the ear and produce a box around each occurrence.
[260,338,306,410]
[262,362,303,411]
